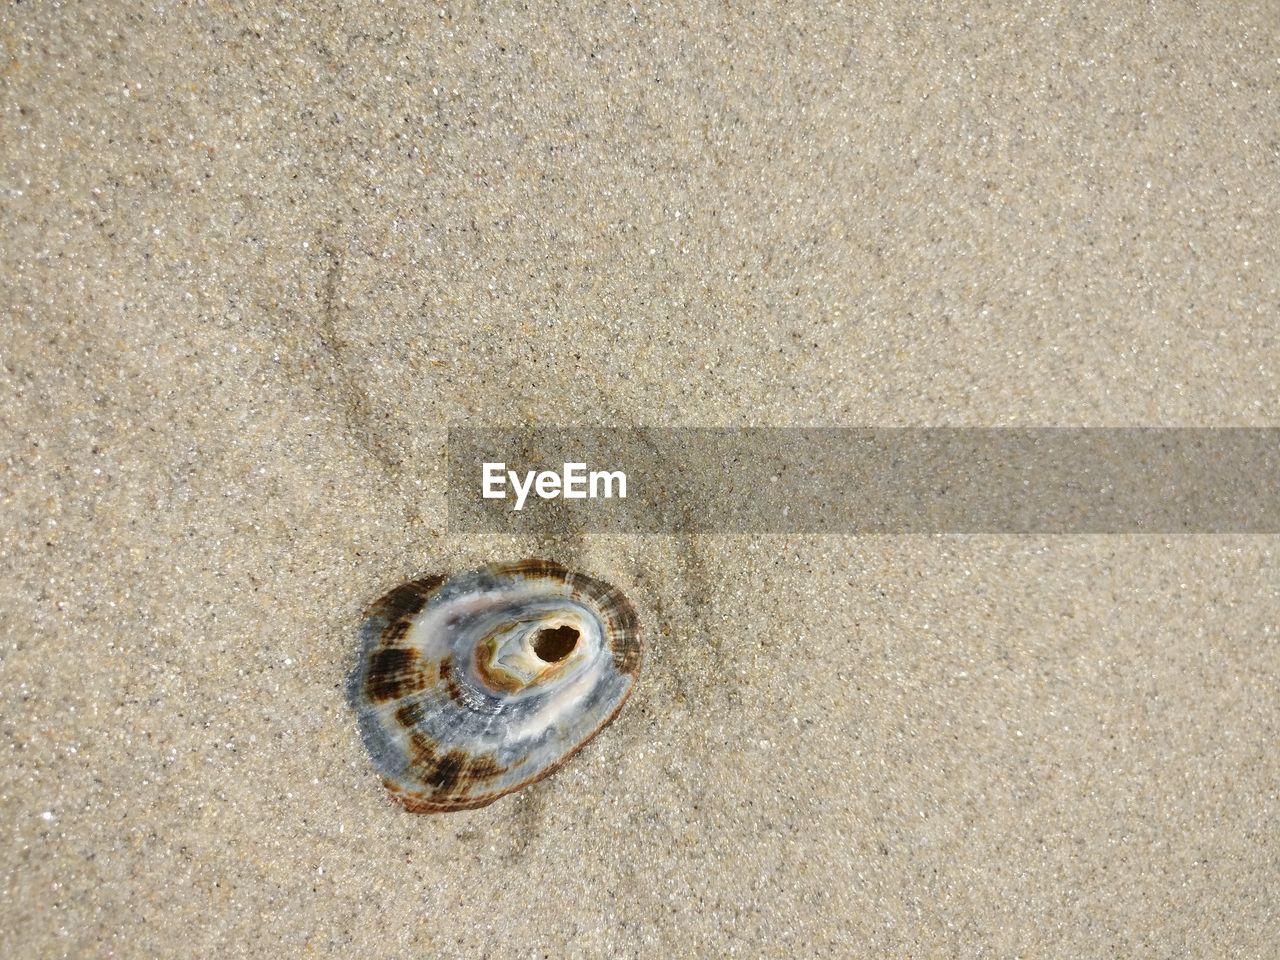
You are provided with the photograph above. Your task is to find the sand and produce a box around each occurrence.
[2,2,1277,956]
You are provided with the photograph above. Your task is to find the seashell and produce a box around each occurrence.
[347,559,642,813]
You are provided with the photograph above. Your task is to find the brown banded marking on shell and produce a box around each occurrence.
[347,559,642,813]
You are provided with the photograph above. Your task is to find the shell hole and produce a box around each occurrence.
[534,625,579,663]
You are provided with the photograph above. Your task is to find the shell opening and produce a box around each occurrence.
[533,625,579,663]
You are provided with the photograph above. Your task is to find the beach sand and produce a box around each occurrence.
[2,2,1277,956]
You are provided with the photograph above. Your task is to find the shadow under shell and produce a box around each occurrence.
[347,559,642,812]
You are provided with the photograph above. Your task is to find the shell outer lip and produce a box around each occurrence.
[385,680,638,814]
